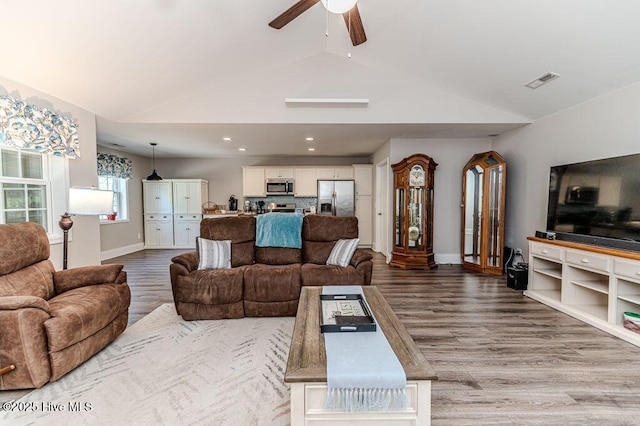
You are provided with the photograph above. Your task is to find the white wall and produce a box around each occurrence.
[98,145,149,257]
[1,76,102,269]
[387,138,492,264]
[493,82,640,256]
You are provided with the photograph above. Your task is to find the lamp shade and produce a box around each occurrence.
[320,0,357,14]
[68,187,114,215]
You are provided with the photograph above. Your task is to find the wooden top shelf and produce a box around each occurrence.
[528,237,640,261]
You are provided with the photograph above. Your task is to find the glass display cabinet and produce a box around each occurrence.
[461,151,506,275]
[390,153,437,270]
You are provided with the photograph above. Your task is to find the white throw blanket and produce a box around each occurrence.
[322,285,407,412]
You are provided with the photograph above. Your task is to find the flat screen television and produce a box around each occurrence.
[546,153,640,252]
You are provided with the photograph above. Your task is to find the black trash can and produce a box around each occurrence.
[507,265,529,290]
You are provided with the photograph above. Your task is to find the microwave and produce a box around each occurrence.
[265,178,294,195]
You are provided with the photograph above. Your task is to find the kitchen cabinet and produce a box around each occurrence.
[143,181,173,214]
[316,167,354,179]
[174,214,202,248]
[173,180,208,214]
[355,195,373,246]
[353,164,373,196]
[390,154,437,270]
[144,214,174,248]
[242,167,266,196]
[265,167,294,178]
[294,168,318,197]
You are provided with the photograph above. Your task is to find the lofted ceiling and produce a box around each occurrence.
[2,0,640,158]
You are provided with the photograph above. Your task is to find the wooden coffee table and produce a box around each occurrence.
[285,286,438,426]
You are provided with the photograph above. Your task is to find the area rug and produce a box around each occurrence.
[1,304,294,425]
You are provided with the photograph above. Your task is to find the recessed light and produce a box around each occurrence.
[305,137,314,141]
[308,148,315,152]
[223,137,232,141]
[238,148,246,152]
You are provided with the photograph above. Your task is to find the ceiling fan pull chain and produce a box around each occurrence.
[326,0,329,36]
[348,9,352,58]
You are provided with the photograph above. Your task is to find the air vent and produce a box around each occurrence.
[110,142,124,147]
[525,72,560,89]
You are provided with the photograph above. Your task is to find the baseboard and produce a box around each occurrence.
[435,253,461,265]
[101,243,144,261]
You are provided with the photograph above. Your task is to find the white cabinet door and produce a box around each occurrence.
[174,214,201,248]
[143,181,173,214]
[144,214,173,247]
[334,167,354,179]
[353,164,373,196]
[294,168,318,197]
[317,167,354,179]
[316,168,336,179]
[265,168,294,178]
[243,168,266,196]
[173,181,207,214]
[355,195,373,246]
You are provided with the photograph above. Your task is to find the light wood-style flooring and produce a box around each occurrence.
[4,249,639,424]
[105,249,640,425]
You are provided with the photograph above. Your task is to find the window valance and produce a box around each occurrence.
[0,95,80,159]
[97,152,132,179]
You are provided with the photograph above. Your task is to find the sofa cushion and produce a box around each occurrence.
[0,222,50,276]
[0,260,55,300]
[244,264,301,317]
[302,215,358,264]
[174,267,246,305]
[327,238,360,267]
[244,264,302,303]
[198,239,231,269]
[255,247,302,265]
[45,283,131,352]
[200,216,256,266]
[300,263,364,287]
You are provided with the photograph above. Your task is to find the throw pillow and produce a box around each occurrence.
[326,238,360,267]
[197,238,232,270]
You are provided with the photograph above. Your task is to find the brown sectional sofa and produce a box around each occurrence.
[0,222,130,390]
[170,214,373,320]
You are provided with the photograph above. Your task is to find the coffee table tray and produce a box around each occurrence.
[320,294,376,333]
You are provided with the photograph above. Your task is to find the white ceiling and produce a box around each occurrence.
[2,0,640,158]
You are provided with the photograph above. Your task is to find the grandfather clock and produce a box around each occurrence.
[390,153,437,270]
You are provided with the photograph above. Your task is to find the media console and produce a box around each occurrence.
[526,237,640,347]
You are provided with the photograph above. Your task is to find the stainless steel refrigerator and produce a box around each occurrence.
[317,180,355,216]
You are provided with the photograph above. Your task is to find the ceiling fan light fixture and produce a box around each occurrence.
[320,0,358,14]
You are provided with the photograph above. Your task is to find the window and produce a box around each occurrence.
[0,148,50,231]
[98,175,128,222]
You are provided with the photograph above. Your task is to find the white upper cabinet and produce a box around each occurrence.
[143,181,173,214]
[243,167,266,197]
[265,167,295,179]
[294,168,318,197]
[173,180,208,214]
[317,167,354,179]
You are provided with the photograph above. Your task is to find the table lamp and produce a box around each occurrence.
[59,187,114,270]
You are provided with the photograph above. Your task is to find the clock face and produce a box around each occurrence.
[409,165,425,187]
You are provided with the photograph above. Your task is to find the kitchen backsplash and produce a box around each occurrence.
[244,196,317,210]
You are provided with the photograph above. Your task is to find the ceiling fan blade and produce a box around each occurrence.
[342,4,367,46]
[269,0,321,29]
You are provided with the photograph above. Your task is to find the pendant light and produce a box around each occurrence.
[146,142,162,180]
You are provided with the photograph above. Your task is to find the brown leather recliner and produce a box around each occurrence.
[170,214,373,320]
[0,222,131,390]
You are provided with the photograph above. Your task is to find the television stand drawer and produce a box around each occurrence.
[566,250,610,273]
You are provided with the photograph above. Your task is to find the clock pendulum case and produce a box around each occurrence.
[390,153,438,270]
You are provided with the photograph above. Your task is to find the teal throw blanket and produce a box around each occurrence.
[256,212,303,249]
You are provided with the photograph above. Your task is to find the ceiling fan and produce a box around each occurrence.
[269,0,367,46]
